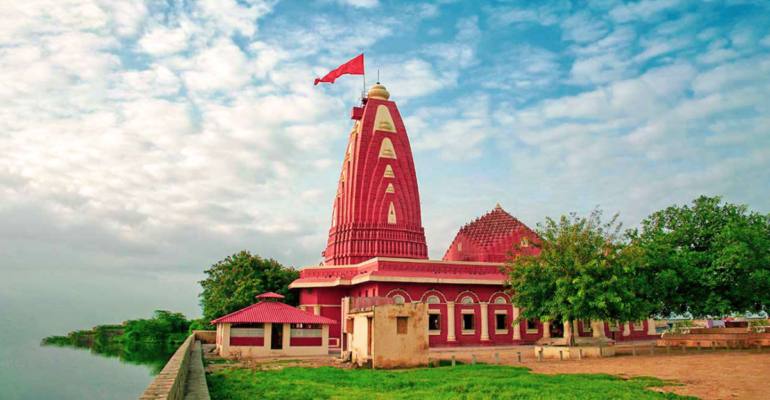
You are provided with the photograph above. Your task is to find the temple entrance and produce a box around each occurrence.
[271,324,283,349]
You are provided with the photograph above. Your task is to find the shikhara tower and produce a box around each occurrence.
[323,83,428,265]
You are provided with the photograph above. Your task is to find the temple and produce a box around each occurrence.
[290,83,658,349]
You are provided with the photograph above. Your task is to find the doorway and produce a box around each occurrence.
[271,324,283,349]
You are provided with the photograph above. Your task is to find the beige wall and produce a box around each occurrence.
[349,311,374,366]
[217,322,330,359]
[348,303,429,369]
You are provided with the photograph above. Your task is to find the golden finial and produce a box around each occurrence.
[493,203,502,211]
[368,82,390,100]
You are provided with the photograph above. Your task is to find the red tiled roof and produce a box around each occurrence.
[457,204,531,247]
[211,301,337,325]
[255,292,284,299]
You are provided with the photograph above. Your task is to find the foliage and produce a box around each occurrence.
[503,208,654,344]
[117,310,191,344]
[199,250,300,321]
[206,364,692,400]
[188,318,214,334]
[629,196,770,319]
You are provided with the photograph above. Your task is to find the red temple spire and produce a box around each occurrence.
[323,83,428,265]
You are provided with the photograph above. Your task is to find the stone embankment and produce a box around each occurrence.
[138,332,213,400]
[658,327,770,348]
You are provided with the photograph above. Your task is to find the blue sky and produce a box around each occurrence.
[0,0,769,330]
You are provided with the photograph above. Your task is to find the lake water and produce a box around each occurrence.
[0,334,175,400]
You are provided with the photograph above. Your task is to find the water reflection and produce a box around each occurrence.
[40,340,176,375]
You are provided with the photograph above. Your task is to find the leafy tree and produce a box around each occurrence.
[504,209,654,346]
[628,196,770,318]
[199,251,299,322]
[118,310,191,344]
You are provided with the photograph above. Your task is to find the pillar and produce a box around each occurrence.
[564,321,572,343]
[264,323,272,350]
[513,307,521,340]
[313,305,321,316]
[542,321,551,339]
[592,321,606,338]
[282,323,291,350]
[322,325,330,351]
[647,318,657,335]
[446,302,457,342]
[623,322,631,336]
[480,302,490,341]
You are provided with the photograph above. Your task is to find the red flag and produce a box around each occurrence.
[314,54,364,85]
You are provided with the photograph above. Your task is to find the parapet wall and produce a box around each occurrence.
[138,334,194,400]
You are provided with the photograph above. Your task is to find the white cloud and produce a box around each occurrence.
[334,0,379,8]
[609,0,682,23]
[137,25,190,56]
[182,39,252,93]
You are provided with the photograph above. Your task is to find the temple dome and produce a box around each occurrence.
[368,82,390,100]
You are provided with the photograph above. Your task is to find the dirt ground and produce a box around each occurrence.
[431,343,770,400]
[203,343,770,399]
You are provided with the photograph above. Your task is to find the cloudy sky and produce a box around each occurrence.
[1,0,769,332]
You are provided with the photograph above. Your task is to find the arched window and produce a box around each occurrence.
[426,295,440,304]
[379,138,397,159]
[494,297,507,304]
[461,296,473,304]
[393,295,405,304]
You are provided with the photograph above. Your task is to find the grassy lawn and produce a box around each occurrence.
[207,364,695,400]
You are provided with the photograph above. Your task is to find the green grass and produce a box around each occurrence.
[207,364,694,400]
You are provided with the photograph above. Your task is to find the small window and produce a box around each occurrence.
[461,296,473,304]
[365,290,369,297]
[393,294,405,304]
[397,317,408,334]
[426,295,440,304]
[526,320,538,331]
[521,237,529,247]
[458,242,462,252]
[494,297,506,304]
[462,314,475,330]
[496,314,507,330]
[429,314,441,331]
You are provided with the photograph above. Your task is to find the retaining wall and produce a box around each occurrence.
[138,334,195,400]
[659,328,770,348]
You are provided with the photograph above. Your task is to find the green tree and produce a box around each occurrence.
[629,196,770,318]
[118,310,191,344]
[504,209,654,346]
[199,251,299,321]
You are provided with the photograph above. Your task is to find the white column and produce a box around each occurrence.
[480,302,490,341]
[564,321,572,343]
[322,325,330,352]
[282,323,291,350]
[542,321,551,338]
[513,307,521,340]
[264,323,272,349]
[446,302,457,342]
[313,305,321,316]
[623,322,631,336]
[592,321,606,338]
[647,318,657,335]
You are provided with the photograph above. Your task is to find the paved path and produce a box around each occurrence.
[184,341,210,400]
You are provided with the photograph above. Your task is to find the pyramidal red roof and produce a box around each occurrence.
[255,292,285,299]
[455,204,533,248]
[211,301,336,325]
